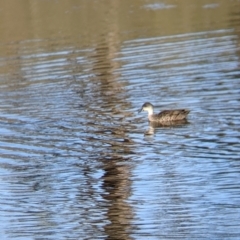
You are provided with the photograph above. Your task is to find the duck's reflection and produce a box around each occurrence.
[144,120,189,135]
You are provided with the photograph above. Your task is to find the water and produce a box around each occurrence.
[0,0,240,239]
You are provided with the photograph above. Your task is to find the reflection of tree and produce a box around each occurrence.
[101,158,133,240]
[88,2,134,239]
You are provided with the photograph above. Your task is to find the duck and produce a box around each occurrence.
[139,102,190,123]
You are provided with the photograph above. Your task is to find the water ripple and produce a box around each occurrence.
[1,23,240,240]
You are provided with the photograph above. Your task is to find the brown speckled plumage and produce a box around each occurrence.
[139,102,190,123]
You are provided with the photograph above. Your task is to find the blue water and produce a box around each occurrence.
[1,3,240,240]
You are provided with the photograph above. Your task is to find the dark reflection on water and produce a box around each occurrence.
[144,120,189,135]
[1,5,240,240]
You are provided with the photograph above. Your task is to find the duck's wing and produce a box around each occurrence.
[158,109,190,121]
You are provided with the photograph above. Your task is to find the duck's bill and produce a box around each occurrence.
[138,107,143,113]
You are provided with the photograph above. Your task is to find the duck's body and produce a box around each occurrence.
[139,102,190,123]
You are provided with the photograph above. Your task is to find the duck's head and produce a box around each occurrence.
[138,102,154,114]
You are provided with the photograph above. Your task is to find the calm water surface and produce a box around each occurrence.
[0,0,240,239]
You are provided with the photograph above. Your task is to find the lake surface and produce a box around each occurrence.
[0,0,240,239]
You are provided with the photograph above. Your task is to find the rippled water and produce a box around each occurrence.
[1,1,240,239]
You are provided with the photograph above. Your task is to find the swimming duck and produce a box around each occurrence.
[139,102,190,123]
